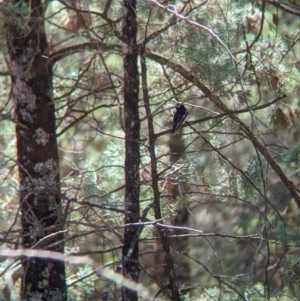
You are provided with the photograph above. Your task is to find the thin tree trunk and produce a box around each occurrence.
[141,53,181,301]
[122,0,140,300]
[168,132,191,284]
[6,1,66,300]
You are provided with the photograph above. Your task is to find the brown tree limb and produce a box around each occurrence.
[47,42,120,67]
[263,0,300,16]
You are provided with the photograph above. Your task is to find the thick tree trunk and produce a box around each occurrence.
[6,1,66,300]
[122,0,140,300]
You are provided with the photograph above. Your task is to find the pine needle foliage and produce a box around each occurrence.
[285,142,300,165]
[242,157,265,200]
[272,221,300,247]
[3,0,31,34]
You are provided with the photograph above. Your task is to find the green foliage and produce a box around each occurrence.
[284,142,300,165]
[244,283,266,301]
[150,2,246,93]
[3,0,31,33]
[272,221,300,247]
[67,266,98,300]
[277,254,300,297]
[242,157,264,200]
[248,37,300,95]
[191,285,242,301]
[209,152,243,203]
[0,121,18,224]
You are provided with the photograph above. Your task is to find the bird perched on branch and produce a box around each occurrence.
[171,104,188,133]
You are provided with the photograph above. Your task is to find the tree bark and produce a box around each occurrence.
[122,0,140,300]
[141,53,181,301]
[6,1,66,300]
[168,132,191,284]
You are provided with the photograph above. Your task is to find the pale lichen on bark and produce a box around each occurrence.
[35,128,50,145]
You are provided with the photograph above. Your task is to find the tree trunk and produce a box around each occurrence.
[122,0,140,300]
[6,1,66,300]
[168,131,191,284]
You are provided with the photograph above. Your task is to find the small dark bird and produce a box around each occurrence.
[171,104,188,133]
